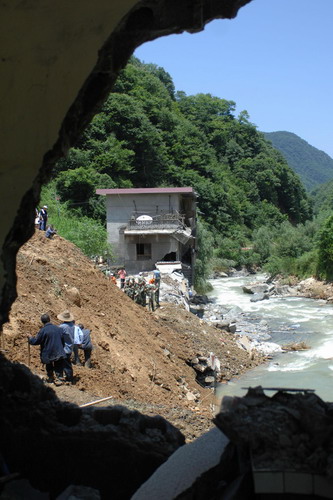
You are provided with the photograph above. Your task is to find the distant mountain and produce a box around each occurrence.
[263,131,333,191]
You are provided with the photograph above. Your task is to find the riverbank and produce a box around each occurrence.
[292,276,333,301]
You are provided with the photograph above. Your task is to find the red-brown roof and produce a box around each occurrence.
[96,187,195,195]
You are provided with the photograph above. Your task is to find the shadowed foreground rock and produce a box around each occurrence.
[177,387,333,499]
[0,355,185,499]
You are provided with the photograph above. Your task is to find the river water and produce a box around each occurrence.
[209,275,333,402]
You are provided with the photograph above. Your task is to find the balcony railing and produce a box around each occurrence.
[126,213,185,231]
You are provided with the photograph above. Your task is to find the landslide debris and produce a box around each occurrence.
[3,231,264,438]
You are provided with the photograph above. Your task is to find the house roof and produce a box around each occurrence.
[96,187,195,196]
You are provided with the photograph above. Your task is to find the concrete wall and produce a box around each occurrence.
[123,234,179,273]
[106,193,182,263]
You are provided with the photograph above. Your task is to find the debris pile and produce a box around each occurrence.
[177,387,333,499]
[188,353,221,388]
[215,387,333,475]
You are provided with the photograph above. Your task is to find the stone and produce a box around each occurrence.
[186,392,196,401]
[66,286,81,306]
[204,376,215,385]
[282,342,309,351]
[228,323,237,334]
[192,363,207,373]
[213,320,230,330]
[250,293,269,302]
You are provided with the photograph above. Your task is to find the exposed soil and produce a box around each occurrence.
[3,231,264,440]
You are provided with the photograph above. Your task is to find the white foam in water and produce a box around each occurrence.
[305,339,333,360]
[210,275,333,401]
[267,356,313,372]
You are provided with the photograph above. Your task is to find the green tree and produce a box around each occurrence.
[194,219,214,293]
[317,215,333,280]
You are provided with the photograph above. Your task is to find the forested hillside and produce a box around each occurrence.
[312,179,333,214]
[44,57,333,284]
[264,131,333,191]
[52,57,311,236]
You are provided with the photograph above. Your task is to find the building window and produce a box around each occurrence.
[136,243,152,261]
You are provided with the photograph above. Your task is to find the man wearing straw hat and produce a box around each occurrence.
[57,310,75,383]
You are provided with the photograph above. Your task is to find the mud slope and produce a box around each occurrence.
[3,231,263,418]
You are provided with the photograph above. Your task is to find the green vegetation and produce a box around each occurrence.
[40,56,333,286]
[317,215,333,280]
[41,182,112,259]
[264,131,333,191]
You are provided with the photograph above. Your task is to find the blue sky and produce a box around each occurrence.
[135,0,333,157]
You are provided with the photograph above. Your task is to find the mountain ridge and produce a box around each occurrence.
[263,131,333,191]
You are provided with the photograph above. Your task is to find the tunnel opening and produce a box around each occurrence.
[0,1,254,498]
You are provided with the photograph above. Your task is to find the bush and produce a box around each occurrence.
[294,250,318,278]
[317,215,333,280]
[194,219,214,292]
[40,183,113,259]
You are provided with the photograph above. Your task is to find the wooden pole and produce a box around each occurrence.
[27,340,30,367]
[79,396,113,408]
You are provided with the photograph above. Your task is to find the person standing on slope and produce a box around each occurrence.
[57,310,76,383]
[39,205,48,231]
[117,268,127,289]
[27,313,66,384]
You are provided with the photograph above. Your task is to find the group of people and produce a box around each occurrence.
[124,269,161,311]
[35,206,48,231]
[28,310,93,385]
[104,268,126,286]
[35,205,57,238]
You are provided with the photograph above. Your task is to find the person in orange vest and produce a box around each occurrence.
[110,274,117,285]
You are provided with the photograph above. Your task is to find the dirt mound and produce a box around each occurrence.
[2,231,263,438]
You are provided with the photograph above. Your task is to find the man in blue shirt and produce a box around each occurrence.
[28,314,65,384]
[57,310,75,383]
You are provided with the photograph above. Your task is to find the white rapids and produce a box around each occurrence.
[209,275,333,402]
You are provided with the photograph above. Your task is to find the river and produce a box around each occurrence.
[209,275,333,402]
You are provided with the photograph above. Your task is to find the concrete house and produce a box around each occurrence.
[96,187,197,280]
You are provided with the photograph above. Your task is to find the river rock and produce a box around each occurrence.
[237,335,253,353]
[282,342,309,351]
[212,320,236,333]
[211,271,229,278]
[191,295,210,305]
[224,306,242,322]
[274,285,291,295]
[250,293,269,302]
[189,304,205,317]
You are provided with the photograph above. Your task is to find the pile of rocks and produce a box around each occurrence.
[215,387,333,477]
[176,387,333,499]
[188,353,221,388]
[242,281,293,302]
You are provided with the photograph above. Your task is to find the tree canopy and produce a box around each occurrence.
[53,56,312,241]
